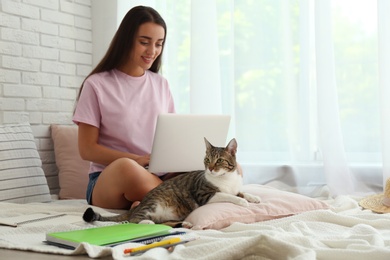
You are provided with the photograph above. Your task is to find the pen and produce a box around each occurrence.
[124,237,181,254]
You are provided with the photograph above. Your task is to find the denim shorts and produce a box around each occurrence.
[86,171,101,205]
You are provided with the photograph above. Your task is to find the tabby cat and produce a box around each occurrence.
[83,138,260,228]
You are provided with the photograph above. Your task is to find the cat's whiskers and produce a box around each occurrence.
[206,168,226,177]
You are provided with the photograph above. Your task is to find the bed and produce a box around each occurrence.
[1,123,390,260]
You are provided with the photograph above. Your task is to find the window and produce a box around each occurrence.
[155,0,380,166]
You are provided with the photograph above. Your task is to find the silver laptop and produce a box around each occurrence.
[148,114,231,174]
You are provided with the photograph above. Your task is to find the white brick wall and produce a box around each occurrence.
[0,0,93,194]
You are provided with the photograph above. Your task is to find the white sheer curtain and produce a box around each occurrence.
[314,0,355,195]
[189,0,222,114]
[114,0,389,195]
[378,0,390,188]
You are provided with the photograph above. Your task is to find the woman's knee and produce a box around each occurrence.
[112,157,140,171]
[93,158,161,206]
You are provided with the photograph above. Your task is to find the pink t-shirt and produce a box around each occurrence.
[73,69,175,173]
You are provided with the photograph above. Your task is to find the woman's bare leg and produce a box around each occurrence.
[91,158,162,209]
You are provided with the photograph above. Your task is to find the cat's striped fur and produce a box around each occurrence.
[83,138,260,227]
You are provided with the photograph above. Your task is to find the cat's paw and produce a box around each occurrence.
[243,192,261,203]
[139,220,155,225]
[182,221,193,229]
[234,197,249,207]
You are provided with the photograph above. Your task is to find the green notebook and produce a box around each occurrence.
[45,223,172,249]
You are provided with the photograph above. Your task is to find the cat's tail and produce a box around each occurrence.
[83,207,135,223]
[83,207,119,222]
[82,207,101,222]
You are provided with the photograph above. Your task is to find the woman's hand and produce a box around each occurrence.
[135,154,150,167]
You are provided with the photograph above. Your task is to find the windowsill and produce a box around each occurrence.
[241,162,383,193]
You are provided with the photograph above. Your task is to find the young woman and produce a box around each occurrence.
[73,6,175,209]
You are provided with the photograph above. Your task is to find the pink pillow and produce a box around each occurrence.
[51,125,90,199]
[184,184,329,230]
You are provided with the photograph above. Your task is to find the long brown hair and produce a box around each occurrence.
[76,6,167,101]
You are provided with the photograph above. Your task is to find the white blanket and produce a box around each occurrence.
[1,185,390,260]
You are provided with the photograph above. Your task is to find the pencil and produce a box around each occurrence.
[123,237,181,254]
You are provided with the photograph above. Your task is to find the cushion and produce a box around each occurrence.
[51,125,90,199]
[0,122,51,203]
[184,184,329,230]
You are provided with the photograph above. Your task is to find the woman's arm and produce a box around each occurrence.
[77,123,150,167]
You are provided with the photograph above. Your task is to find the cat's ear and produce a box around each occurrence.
[204,137,212,149]
[226,138,237,156]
